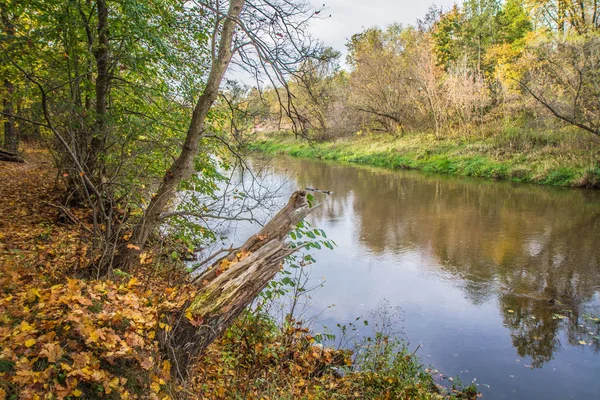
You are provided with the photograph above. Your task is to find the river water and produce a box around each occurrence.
[232,155,600,399]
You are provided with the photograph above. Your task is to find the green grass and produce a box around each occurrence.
[248,130,600,188]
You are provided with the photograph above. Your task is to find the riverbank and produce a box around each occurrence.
[0,151,476,399]
[248,131,600,188]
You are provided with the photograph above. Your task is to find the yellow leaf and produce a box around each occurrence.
[161,360,171,381]
[26,288,42,304]
[507,309,514,313]
[89,330,103,343]
[151,381,161,393]
[19,321,34,332]
[579,340,587,345]
[25,338,36,348]
[72,389,82,397]
[139,253,152,265]
[159,322,172,332]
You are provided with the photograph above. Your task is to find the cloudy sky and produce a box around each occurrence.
[307,0,457,56]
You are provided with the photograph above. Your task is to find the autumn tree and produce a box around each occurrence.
[526,0,600,34]
[518,33,600,136]
[291,47,345,138]
[432,0,531,74]
[346,25,421,134]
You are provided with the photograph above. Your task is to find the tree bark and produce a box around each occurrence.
[115,0,246,271]
[87,0,110,176]
[160,190,314,379]
[3,79,17,153]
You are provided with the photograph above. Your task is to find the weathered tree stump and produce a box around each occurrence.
[159,191,317,379]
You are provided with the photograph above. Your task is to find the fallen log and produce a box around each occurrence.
[159,190,317,379]
[0,148,24,163]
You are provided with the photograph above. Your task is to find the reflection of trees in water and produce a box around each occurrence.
[498,212,600,367]
[270,157,600,367]
[500,294,562,368]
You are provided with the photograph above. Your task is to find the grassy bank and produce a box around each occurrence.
[0,151,475,399]
[248,130,600,188]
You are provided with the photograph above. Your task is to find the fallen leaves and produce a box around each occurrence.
[0,270,173,398]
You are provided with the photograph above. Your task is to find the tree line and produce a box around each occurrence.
[236,0,600,141]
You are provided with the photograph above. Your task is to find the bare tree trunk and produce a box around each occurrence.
[87,0,109,177]
[160,191,314,379]
[3,79,17,153]
[115,0,246,271]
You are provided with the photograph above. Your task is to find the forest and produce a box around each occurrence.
[0,0,599,399]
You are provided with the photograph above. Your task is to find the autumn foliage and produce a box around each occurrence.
[0,151,481,399]
[0,153,173,398]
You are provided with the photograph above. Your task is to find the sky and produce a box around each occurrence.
[307,0,457,57]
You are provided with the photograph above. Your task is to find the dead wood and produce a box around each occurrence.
[159,190,317,379]
[0,148,24,163]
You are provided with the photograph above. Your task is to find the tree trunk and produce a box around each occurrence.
[160,191,314,379]
[87,0,110,177]
[114,0,246,271]
[3,79,17,153]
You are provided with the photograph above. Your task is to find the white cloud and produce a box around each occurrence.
[308,0,457,55]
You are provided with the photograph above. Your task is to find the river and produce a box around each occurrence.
[224,155,600,399]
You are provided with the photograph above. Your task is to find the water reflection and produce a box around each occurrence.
[259,156,600,372]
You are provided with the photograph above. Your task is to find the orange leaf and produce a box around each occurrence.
[126,244,141,250]
[140,357,153,370]
[39,342,64,363]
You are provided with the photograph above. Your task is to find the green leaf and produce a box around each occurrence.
[306,193,315,207]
